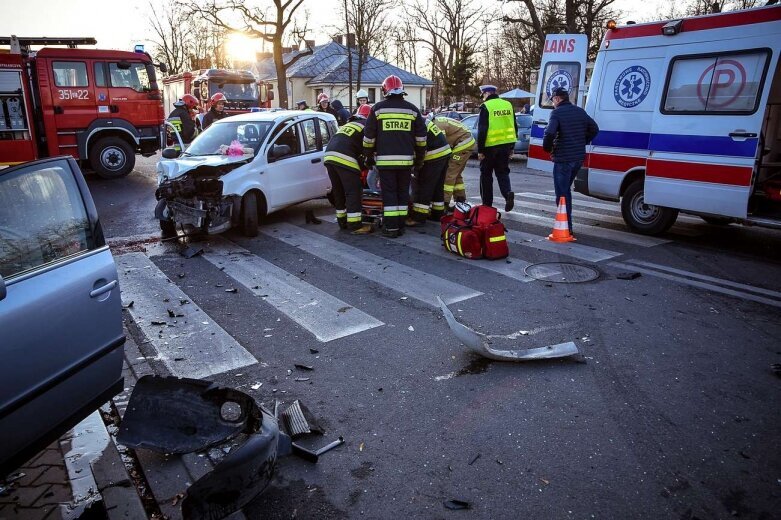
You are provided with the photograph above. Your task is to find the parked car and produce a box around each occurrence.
[0,157,124,476]
[460,113,533,155]
[156,111,338,237]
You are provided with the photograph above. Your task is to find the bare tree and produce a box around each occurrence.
[399,0,487,107]
[343,0,395,91]
[148,1,190,75]
[184,0,312,108]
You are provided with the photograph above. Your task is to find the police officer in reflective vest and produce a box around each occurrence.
[477,85,517,211]
[324,104,373,233]
[363,75,427,238]
[407,120,452,226]
[432,116,474,206]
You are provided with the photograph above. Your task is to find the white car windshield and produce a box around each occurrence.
[185,121,273,156]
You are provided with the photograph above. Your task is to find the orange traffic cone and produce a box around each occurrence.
[547,196,575,242]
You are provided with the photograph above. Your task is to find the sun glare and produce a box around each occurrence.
[226,33,259,64]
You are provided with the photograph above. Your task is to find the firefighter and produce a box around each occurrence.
[324,103,373,234]
[477,84,517,211]
[432,116,475,207]
[355,89,369,111]
[202,92,228,130]
[363,75,427,238]
[407,120,451,226]
[316,93,338,117]
[167,94,198,148]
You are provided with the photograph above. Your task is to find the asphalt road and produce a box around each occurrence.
[90,155,781,519]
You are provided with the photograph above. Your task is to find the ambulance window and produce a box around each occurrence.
[538,62,580,109]
[662,50,769,114]
[109,63,152,92]
[94,63,106,87]
[52,62,88,87]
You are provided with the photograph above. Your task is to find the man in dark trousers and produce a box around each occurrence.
[543,87,599,234]
[324,103,373,234]
[363,75,427,238]
[477,84,517,211]
[406,119,451,226]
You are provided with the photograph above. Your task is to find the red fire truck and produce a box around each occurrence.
[0,36,165,178]
[162,69,274,119]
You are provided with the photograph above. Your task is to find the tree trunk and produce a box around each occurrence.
[273,36,289,109]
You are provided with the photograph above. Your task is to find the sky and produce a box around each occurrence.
[1,0,667,52]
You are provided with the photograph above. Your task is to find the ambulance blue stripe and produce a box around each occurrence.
[531,127,758,158]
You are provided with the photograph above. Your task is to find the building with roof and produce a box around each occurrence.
[252,39,433,111]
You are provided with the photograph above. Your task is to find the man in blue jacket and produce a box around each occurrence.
[542,87,599,234]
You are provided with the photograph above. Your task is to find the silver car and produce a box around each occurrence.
[0,157,124,475]
[461,114,533,154]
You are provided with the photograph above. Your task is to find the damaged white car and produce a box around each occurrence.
[156,111,337,237]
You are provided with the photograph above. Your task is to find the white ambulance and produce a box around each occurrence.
[528,5,781,235]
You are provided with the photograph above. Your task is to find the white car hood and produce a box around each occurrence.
[157,154,253,183]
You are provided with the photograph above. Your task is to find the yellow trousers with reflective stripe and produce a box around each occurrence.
[443,152,469,202]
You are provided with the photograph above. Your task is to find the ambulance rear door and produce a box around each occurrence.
[646,31,780,218]
[527,34,588,173]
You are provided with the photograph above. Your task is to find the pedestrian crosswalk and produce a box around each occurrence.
[113,200,781,380]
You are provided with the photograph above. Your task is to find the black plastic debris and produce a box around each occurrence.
[468,453,481,466]
[309,348,319,354]
[151,320,167,326]
[117,376,261,454]
[305,210,322,225]
[616,272,642,280]
[443,499,472,510]
[282,400,324,438]
[294,364,314,371]
[122,300,134,309]
[181,246,204,259]
[167,309,184,318]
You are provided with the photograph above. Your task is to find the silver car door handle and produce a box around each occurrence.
[90,280,118,298]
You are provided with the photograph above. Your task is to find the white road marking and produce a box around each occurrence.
[317,214,539,283]
[624,259,781,300]
[472,197,701,237]
[260,222,482,306]
[202,237,383,342]
[518,192,702,223]
[609,261,781,308]
[117,252,257,378]
[505,229,622,263]
[497,208,669,248]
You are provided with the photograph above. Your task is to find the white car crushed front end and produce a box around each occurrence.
[155,151,256,235]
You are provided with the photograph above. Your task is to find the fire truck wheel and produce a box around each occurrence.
[90,137,135,179]
[241,191,259,237]
[621,179,678,235]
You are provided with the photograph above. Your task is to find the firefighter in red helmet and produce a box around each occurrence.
[202,92,228,130]
[362,75,427,238]
[167,93,200,147]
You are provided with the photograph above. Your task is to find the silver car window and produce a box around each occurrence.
[0,162,92,278]
[302,119,317,151]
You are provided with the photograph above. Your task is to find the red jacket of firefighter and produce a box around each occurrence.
[362,96,427,169]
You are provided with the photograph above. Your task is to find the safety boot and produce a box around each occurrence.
[429,210,444,222]
[336,216,347,230]
[504,192,515,212]
[381,228,400,238]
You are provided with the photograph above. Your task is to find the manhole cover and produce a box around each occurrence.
[524,262,600,283]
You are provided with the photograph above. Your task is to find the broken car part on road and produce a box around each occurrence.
[116,376,341,520]
[437,297,579,361]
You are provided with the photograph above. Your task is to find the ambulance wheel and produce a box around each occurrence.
[91,137,135,179]
[241,191,259,237]
[621,180,678,235]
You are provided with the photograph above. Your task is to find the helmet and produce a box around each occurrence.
[211,92,227,104]
[356,89,368,100]
[381,75,404,96]
[182,94,198,109]
[317,93,330,104]
[355,103,372,118]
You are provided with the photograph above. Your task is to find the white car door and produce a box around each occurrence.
[264,121,318,210]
